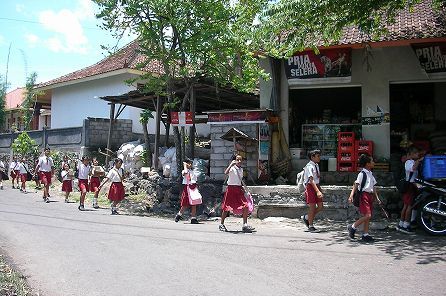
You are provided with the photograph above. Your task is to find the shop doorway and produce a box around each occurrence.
[390,82,446,155]
[289,87,362,159]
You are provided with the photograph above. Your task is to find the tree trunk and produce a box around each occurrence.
[142,122,152,167]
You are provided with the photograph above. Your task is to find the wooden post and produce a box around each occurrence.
[154,95,162,169]
[105,103,115,167]
[189,85,196,159]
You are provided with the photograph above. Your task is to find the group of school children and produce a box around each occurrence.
[2,145,423,237]
[300,146,422,242]
[1,148,126,215]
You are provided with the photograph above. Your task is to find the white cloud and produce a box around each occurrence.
[16,4,25,13]
[37,0,95,54]
[25,34,39,46]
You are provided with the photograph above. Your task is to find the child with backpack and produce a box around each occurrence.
[397,146,423,234]
[301,149,324,232]
[348,154,382,242]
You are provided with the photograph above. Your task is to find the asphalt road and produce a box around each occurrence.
[0,185,445,296]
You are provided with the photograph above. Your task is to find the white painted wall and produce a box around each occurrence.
[261,45,446,158]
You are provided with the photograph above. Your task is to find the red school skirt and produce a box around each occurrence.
[39,171,52,186]
[89,177,101,192]
[78,179,89,192]
[180,184,198,207]
[62,180,73,192]
[108,182,125,202]
[11,170,20,178]
[20,173,27,183]
[402,183,417,206]
[221,185,248,215]
[359,192,374,216]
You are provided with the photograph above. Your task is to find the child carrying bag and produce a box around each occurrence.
[186,172,202,205]
[236,170,254,213]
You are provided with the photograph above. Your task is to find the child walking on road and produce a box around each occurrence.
[301,149,324,232]
[348,154,382,242]
[9,155,20,189]
[98,158,125,215]
[18,157,29,193]
[219,155,255,233]
[175,159,201,224]
[61,163,73,203]
[0,159,6,190]
[90,158,104,209]
[77,156,91,211]
[35,148,54,203]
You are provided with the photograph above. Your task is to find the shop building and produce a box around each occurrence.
[260,0,446,174]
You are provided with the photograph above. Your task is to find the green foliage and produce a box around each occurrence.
[21,72,40,130]
[11,132,37,156]
[0,75,7,132]
[255,0,445,58]
[139,109,154,124]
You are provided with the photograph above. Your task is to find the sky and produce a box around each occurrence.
[0,0,135,91]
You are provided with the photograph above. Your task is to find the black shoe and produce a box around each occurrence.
[45,198,50,203]
[348,225,356,239]
[78,205,85,211]
[301,215,309,228]
[93,204,99,209]
[111,209,119,215]
[219,224,227,232]
[242,225,255,233]
[174,214,182,223]
[361,235,374,242]
[308,226,317,232]
[191,218,199,224]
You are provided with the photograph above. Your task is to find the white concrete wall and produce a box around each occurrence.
[260,45,446,158]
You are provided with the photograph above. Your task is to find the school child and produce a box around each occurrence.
[77,156,91,211]
[35,148,54,203]
[348,154,382,242]
[9,155,20,189]
[397,146,423,234]
[175,158,201,224]
[90,158,104,209]
[219,155,255,233]
[18,157,29,193]
[0,159,5,190]
[98,158,125,215]
[61,163,74,203]
[301,149,324,232]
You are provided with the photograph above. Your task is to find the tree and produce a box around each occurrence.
[255,0,445,57]
[0,75,7,132]
[139,109,154,167]
[11,131,37,156]
[22,72,39,130]
[94,0,267,176]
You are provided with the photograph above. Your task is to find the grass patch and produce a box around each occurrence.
[0,254,33,296]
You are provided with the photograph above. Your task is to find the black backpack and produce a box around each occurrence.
[353,171,367,207]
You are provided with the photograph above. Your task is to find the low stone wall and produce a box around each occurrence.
[84,117,136,150]
[209,124,258,181]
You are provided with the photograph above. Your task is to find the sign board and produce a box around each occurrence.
[412,43,446,74]
[259,123,270,160]
[170,112,193,126]
[208,111,267,124]
[285,48,352,84]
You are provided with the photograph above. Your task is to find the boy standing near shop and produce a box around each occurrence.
[301,149,324,232]
[348,154,382,242]
[397,146,423,234]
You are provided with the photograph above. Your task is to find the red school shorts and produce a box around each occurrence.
[39,171,52,186]
[20,173,27,183]
[305,184,322,204]
[402,183,417,206]
[359,192,374,216]
[11,170,20,179]
[62,180,73,192]
[78,179,89,192]
[89,177,101,193]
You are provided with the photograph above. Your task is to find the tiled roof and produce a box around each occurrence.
[5,87,25,110]
[334,0,446,45]
[38,40,163,88]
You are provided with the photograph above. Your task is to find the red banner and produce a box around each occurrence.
[412,43,446,74]
[284,48,352,79]
[170,112,193,126]
[208,111,267,123]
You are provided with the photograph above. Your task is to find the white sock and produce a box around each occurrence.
[304,214,308,220]
[94,198,98,203]
[403,221,410,228]
[309,224,314,228]
[363,232,369,237]
[177,211,182,216]
[191,216,196,219]
[243,223,248,227]
[351,224,356,230]
[399,220,404,227]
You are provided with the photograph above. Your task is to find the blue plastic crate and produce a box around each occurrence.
[422,155,446,179]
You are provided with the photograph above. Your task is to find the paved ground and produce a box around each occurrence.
[0,185,445,296]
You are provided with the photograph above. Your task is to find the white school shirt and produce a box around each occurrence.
[405,159,418,183]
[227,165,243,186]
[61,170,73,181]
[9,161,19,171]
[182,169,197,184]
[355,168,377,193]
[18,162,28,174]
[38,156,53,172]
[304,161,320,185]
[106,168,124,183]
[0,161,5,170]
[77,163,90,180]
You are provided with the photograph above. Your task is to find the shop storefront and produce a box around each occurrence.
[260,40,446,174]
